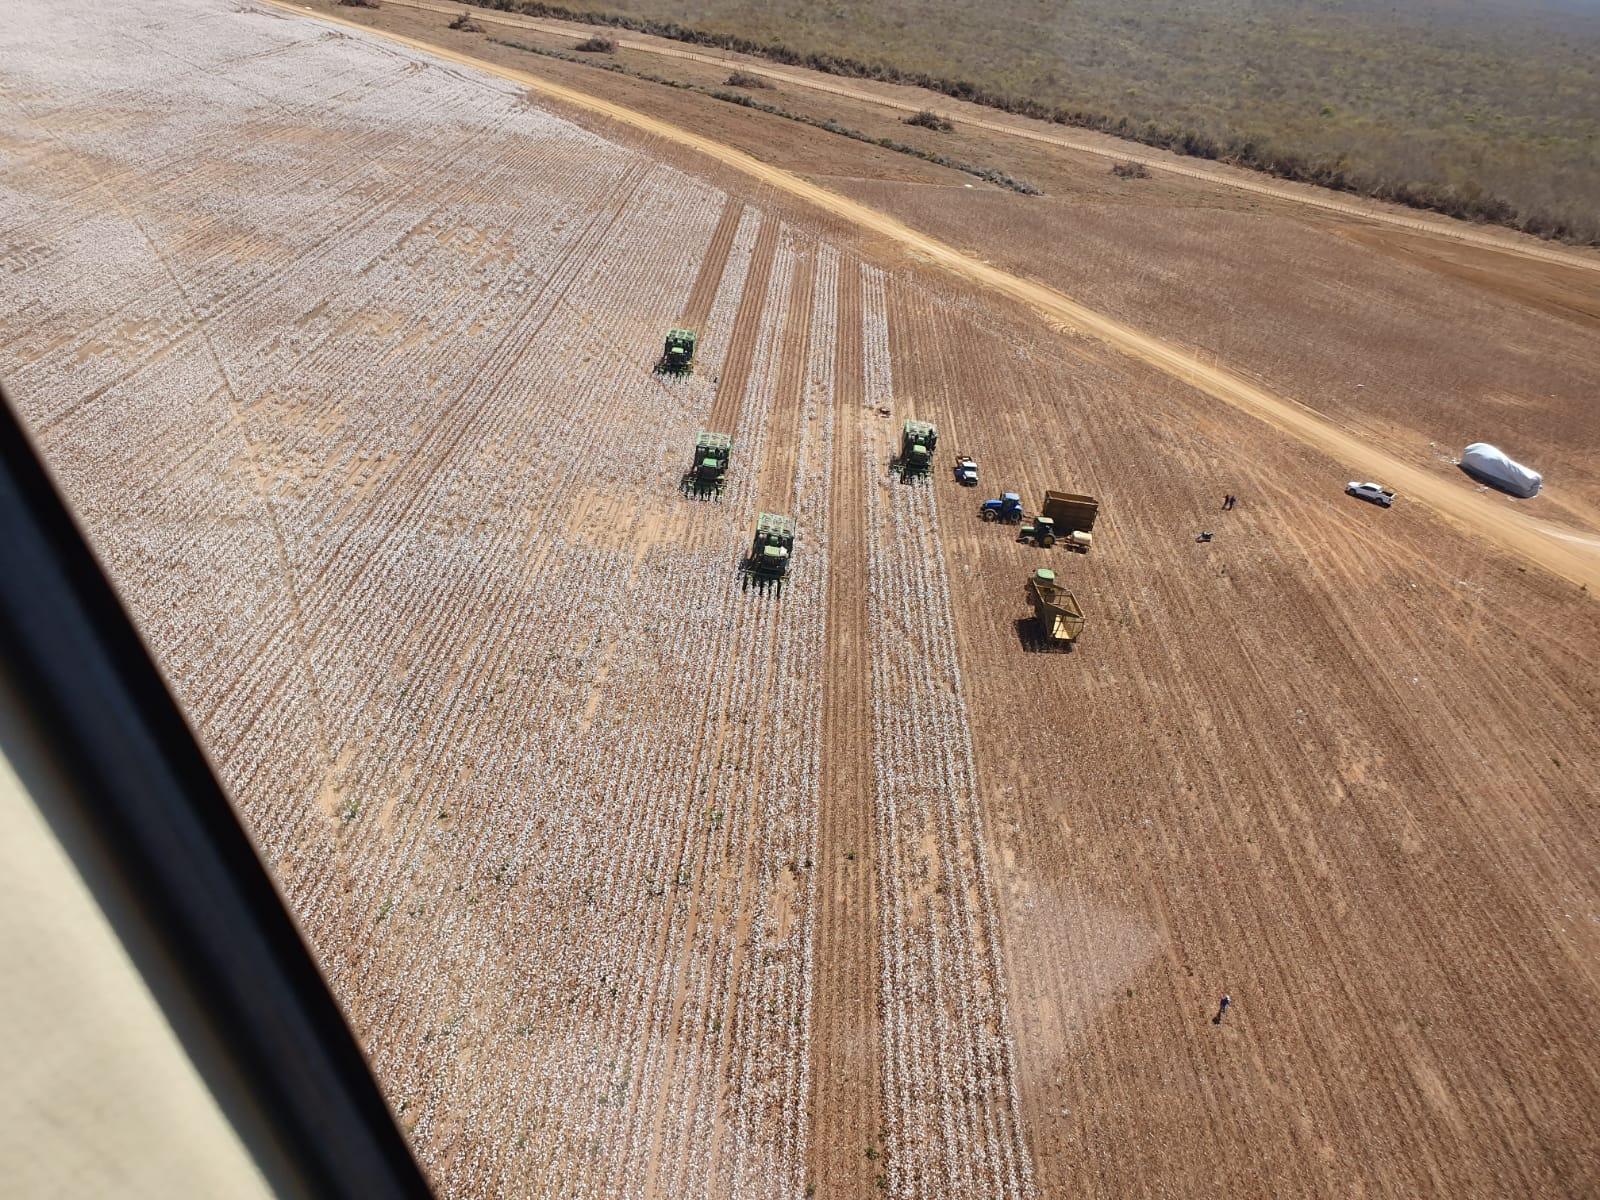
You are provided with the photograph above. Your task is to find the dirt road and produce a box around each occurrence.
[369,0,1600,275]
[267,0,1600,593]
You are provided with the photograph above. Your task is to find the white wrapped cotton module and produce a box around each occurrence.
[1462,443,1542,497]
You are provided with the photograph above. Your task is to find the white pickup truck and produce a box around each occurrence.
[1345,481,1395,508]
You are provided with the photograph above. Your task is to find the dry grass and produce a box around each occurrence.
[463,0,1600,242]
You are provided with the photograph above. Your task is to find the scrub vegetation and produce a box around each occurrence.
[464,0,1600,243]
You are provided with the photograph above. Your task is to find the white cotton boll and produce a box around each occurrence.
[8,1,1034,1193]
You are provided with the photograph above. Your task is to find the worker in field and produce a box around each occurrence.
[1214,994,1232,1024]
[1222,493,1237,511]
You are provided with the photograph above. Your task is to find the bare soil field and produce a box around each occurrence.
[4,2,1600,1199]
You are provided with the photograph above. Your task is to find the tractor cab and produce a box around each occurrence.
[659,327,697,374]
[1018,515,1057,547]
[980,492,1024,523]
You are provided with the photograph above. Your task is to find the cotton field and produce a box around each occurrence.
[0,1,1033,1196]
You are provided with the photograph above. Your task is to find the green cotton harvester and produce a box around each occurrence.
[743,512,795,594]
[682,431,731,500]
[899,419,937,478]
[659,327,697,374]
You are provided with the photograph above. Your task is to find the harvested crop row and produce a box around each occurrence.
[857,267,1037,1200]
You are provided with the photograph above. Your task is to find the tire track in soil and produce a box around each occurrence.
[868,272,1036,1200]
[187,156,658,741]
[889,300,1097,1200]
[294,160,656,617]
[6,87,344,797]
[17,91,499,439]
[805,257,885,1198]
[703,249,816,1196]
[639,234,795,1200]
[755,245,816,514]
[705,215,779,435]
[626,217,767,1199]
[678,195,745,333]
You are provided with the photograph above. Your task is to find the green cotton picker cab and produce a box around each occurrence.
[681,431,731,499]
[743,512,795,594]
[899,420,937,479]
[658,327,697,375]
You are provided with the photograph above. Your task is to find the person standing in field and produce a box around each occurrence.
[1214,994,1232,1024]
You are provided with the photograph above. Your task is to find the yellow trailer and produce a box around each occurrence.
[1028,568,1085,644]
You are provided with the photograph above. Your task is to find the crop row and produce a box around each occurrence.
[858,266,1037,1199]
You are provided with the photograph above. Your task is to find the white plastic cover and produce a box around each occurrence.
[1461,443,1542,498]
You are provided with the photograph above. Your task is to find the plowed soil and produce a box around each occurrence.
[4,2,1599,1198]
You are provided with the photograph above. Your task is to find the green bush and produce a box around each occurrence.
[905,109,953,132]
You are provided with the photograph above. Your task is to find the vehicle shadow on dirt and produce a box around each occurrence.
[1013,618,1076,654]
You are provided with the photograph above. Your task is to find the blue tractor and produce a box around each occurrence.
[980,492,1024,524]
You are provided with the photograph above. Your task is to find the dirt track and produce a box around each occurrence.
[272,0,1600,593]
[6,2,1600,1198]
[367,0,1600,275]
